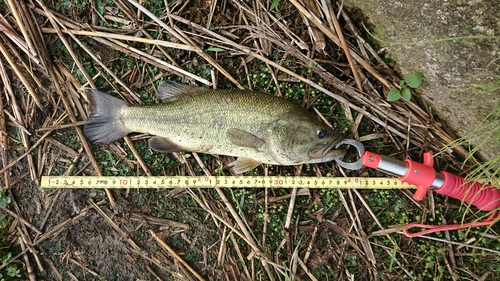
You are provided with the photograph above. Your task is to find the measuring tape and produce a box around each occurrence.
[41,176,416,189]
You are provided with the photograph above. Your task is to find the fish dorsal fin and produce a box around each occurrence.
[157,81,206,102]
[226,128,265,149]
[148,136,188,153]
[232,157,262,174]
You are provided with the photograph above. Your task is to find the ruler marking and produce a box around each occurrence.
[41,176,416,189]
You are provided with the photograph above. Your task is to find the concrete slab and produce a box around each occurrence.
[344,0,500,160]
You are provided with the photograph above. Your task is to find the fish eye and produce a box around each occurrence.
[317,128,326,139]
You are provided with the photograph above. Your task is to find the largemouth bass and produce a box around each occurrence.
[83,81,345,173]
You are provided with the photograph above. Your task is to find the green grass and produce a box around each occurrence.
[0,190,22,280]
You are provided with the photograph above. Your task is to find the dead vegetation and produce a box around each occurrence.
[0,0,498,280]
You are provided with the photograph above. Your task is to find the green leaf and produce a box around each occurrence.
[401,87,411,100]
[62,0,71,9]
[6,265,19,277]
[96,0,104,15]
[206,46,225,52]
[270,0,280,11]
[0,195,10,208]
[1,252,11,263]
[399,80,405,87]
[387,88,401,102]
[404,72,423,88]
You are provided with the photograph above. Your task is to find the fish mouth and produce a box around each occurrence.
[309,136,346,161]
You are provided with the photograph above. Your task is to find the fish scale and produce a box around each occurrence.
[123,91,298,160]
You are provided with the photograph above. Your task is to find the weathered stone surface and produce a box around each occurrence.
[344,0,500,160]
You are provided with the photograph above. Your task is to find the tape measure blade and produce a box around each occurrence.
[40,176,415,189]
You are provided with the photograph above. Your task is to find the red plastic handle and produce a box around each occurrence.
[435,171,500,211]
[400,152,436,201]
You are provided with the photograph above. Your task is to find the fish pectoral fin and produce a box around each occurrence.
[232,157,262,174]
[148,136,188,153]
[227,128,265,149]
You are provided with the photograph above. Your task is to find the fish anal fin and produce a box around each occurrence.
[232,157,262,174]
[148,136,188,153]
[227,128,265,149]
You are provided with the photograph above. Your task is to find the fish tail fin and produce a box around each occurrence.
[83,88,130,144]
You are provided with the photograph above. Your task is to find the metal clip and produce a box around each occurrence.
[334,139,365,170]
